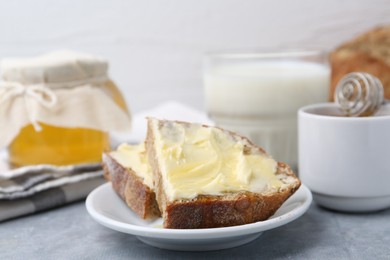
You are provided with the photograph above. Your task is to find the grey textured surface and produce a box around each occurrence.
[1,201,390,260]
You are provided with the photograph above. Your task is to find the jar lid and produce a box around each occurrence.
[0,50,108,85]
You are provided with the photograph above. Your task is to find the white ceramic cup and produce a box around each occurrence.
[298,102,390,212]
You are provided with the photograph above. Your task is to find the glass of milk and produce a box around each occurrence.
[203,50,330,171]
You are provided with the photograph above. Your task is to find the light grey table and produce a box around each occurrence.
[1,199,389,260]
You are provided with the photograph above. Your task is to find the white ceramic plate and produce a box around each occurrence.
[86,183,312,251]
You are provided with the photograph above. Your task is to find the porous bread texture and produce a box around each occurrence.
[146,118,301,229]
[330,25,390,101]
[103,153,161,219]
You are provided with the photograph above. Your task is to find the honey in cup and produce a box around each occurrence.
[302,105,390,117]
[298,102,390,212]
[0,51,131,166]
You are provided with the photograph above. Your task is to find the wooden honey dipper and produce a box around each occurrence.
[334,72,386,117]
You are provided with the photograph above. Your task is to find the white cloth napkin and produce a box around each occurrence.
[111,100,213,146]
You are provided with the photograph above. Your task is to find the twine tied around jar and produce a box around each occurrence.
[0,75,110,132]
[0,82,57,131]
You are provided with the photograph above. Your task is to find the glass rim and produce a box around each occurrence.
[204,48,328,59]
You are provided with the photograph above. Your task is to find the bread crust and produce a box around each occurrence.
[103,153,161,219]
[163,163,299,229]
[146,119,301,229]
[330,26,390,101]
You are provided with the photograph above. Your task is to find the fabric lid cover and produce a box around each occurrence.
[0,50,131,148]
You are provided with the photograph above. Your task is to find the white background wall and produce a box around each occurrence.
[1,0,390,113]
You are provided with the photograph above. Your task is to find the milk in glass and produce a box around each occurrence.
[204,55,330,170]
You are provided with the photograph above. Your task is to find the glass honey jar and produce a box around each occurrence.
[0,50,131,166]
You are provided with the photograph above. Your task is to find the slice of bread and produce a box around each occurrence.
[146,118,301,229]
[103,143,161,219]
[330,25,390,101]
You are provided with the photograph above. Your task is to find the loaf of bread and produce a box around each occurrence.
[103,143,161,219]
[146,118,301,229]
[330,25,390,100]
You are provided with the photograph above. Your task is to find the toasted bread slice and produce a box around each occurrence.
[146,118,301,229]
[103,143,161,219]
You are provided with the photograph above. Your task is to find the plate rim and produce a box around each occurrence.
[86,182,312,239]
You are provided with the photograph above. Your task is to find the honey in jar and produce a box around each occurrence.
[0,51,131,166]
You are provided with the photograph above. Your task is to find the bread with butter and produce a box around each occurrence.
[103,143,161,219]
[146,118,301,229]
